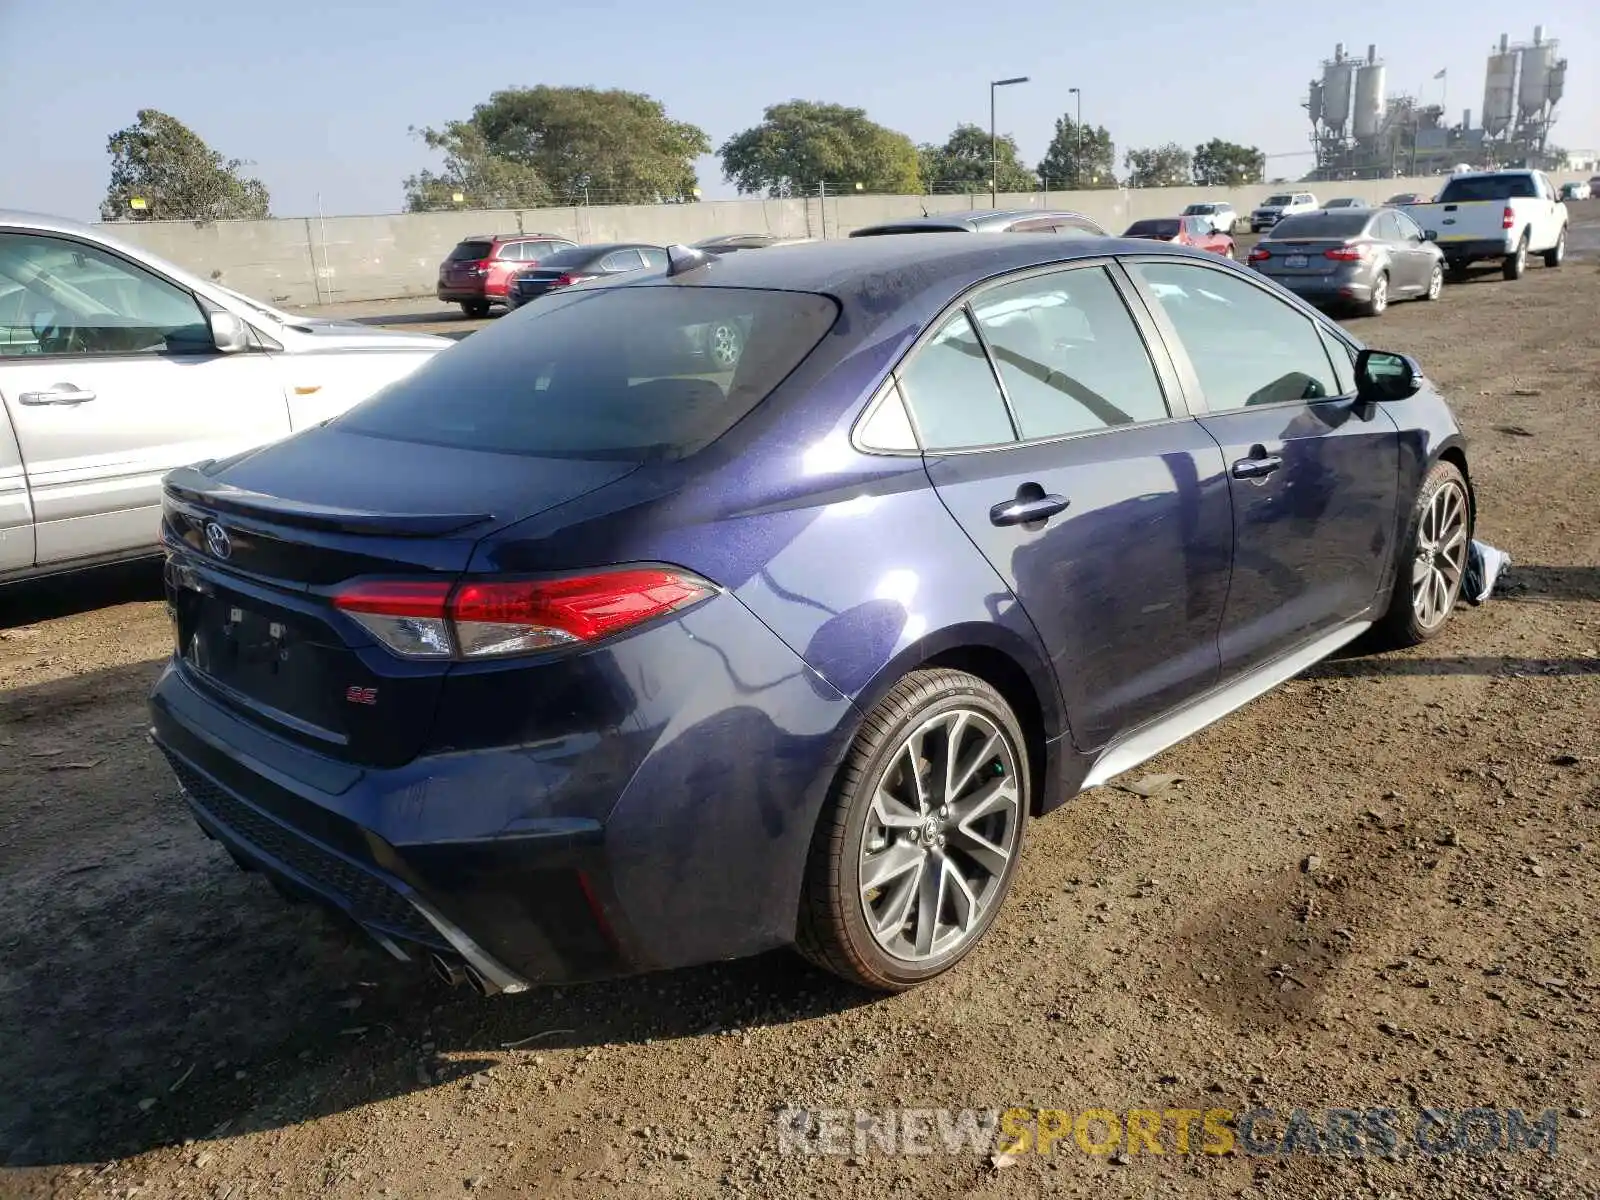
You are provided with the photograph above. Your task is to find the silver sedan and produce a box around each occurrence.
[1246,207,1445,317]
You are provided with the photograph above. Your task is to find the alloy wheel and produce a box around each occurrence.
[1427,264,1443,300]
[1412,480,1468,630]
[1370,274,1388,314]
[857,708,1022,963]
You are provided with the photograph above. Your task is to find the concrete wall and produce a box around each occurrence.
[100,173,1597,308]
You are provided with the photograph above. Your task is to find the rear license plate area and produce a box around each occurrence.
[1285,254,1309,268]
[179,595,340,738]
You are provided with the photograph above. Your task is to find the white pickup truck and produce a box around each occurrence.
[1407,170,1569,280]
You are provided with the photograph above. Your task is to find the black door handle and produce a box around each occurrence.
[1231,454,1283,480]
[990,492,1070,526]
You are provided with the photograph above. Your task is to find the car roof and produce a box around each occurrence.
[624,231,1235,315]
[461,232,571,242]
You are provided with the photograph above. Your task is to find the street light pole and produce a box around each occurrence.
[989,76,1029,205]
[1068,87,1082,189]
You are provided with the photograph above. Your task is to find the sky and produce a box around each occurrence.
[1,0,1594,221]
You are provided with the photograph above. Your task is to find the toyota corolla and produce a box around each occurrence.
[149,235,1475,995]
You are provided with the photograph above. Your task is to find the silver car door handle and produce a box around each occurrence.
[18,384,97,406]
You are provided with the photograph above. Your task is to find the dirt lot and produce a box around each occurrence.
[3,222,1599,1199]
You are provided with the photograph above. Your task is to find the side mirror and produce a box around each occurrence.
[1422,229,1438,242]
[1355,349,1424,402]
[210,311,251,353]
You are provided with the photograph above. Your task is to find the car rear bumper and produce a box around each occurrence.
[1254,269,1371,303]
[148,592,860,989]
[1435,237,1513,262]
[435,284,489,303]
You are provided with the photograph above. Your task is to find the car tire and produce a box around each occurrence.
[461,300,490,318]
[1422,262,1444,301]
[795,669,1030,992]
[1372,459,1471,649]
[1502,234,1527,281]
[1543,228,1565,268]
[1361,272,1389,317]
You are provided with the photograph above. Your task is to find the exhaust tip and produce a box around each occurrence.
[430,953,467,988]
[464,964,502,998]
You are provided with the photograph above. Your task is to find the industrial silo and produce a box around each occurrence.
[1483,36,1518,137]
[1547,57,1566,107]
[1518,32,1556,119]
[1322,46,1355,135]
[1307,79,1325,127]
[1353,46,1386,139]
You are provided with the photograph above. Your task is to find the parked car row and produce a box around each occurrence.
[1122,216,1236,258]
[1246,170,1572,315]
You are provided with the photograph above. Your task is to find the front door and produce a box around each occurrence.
[0,230,291,567]
[897,263,1234,751]
[1126,258,1400,677]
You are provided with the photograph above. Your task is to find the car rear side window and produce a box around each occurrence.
[1131,262,1338,412]
[897,311,1015,450]
[338,286,838,461]
[447,241,492,262]
[971,267,1169,441]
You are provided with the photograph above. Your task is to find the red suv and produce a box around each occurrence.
[436,234,578,316]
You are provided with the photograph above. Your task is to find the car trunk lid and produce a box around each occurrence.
[1254,239,1356,274]
[161,427,641,766]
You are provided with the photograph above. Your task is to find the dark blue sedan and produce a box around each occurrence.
[149,234,1475,994]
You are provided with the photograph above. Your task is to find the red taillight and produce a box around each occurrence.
[1248,247,1271,262]
[1323,244,1369,261]
[1501,206,1515,230]
[554,273,596,287]
[333,568,715,660]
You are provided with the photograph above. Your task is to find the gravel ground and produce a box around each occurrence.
[3,216,1599,1199]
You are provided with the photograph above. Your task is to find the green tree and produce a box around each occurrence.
[403,123,551,211]
[1192,139,1266,186]
[405,87,707,208]
[1124,142,1194,188]
[1036,115,1117,189]
[918,123,1037,193]
[100,109,269,221]
[719,101,921,196]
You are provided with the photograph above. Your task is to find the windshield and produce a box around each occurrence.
[1264,194,1294,206]
[1125,219,1180,238]
[1268,212,1372,239]
[338,286,838,461]
[1182,205,1216,215]
[446,241,493,262]
[533,245,619,270]
[1437,175,1537,202]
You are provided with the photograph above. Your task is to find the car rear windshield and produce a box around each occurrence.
[1264,194,1294,206]
[338,287,839,461]
[446,241,494,262]
[1437,175,1537,202]
[1268,212,1371,239]
[1182,204,1217,215]
[533,245,614,270]
[1125,219,1179,238]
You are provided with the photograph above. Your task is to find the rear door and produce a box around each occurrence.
[0,229,290,567]
[1384,209,1435,292]
[1126,257,1399,677]
[900,262,1234,751]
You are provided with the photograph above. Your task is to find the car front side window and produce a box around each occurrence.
[1131,261,1339,412]
[0,232,211,358]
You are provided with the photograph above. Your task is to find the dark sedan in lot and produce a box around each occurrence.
[850,208,1106,237]
[506,242,666,309]
[150,234,1474,996]
[1247,207,1445,316]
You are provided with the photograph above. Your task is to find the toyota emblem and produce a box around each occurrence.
[204,521,232,560]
